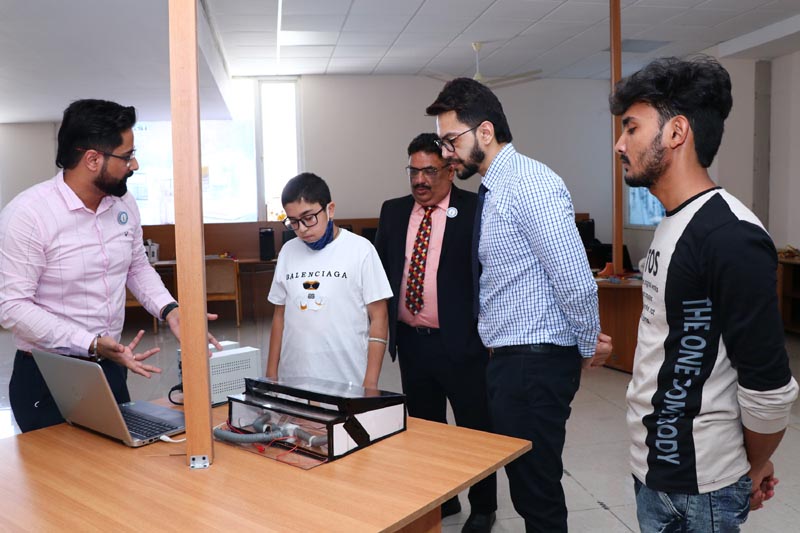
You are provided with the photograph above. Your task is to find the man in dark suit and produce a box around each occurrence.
[375,133,496,533]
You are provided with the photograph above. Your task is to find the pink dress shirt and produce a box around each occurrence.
[0,172,174,355]
[397,191,451,329]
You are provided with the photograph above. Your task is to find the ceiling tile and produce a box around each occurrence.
[621,5,689,25]
[280,0,351,15]
[374,57,426,74]
[704,8,797,42]
[634,0,705,7]
[337,32,398,46]
[279,31,339,46]
[699,0,775,10]
[543,2,609,24]
[279,46,334,59]
[205,0,277,16]
[222,31,277,47]
[213,15,277,32]
[414,0,497,21]
[482,0,562,20]
[666,8,742,27]
[454,18,534,43]
[332,46,389,58]
[228,46,276,59]
[393,32,460,47]
[348,0,424,16]
[384,46,440,61]
[521,19,592,37]
[343,14,412,32]
[326,57,380,73]
[404,15,473,33]
[281,15,346,32]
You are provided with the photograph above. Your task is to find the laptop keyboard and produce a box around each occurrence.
[121,410,180,439]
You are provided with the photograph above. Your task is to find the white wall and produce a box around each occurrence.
[0,122,57,208]
[769,50,800,248]
[713,58,757,208]
[299,75,614,242]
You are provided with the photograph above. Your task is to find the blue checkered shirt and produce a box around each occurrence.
[477,144,599,357]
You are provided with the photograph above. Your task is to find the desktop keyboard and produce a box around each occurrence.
[121,410,179,439]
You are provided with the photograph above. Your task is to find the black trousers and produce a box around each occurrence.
[9,350,130,433]
[487,345,582,533]
[396,323,497,514]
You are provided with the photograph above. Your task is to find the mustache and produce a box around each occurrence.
[413,184,431,191]
[619,154,630,165]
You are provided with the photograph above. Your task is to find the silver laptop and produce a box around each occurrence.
[32,349,185,447]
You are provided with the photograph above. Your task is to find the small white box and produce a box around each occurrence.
[209,347,262,405]
[177,342,262,405]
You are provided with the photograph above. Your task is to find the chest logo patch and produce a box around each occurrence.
[117,211,129,225]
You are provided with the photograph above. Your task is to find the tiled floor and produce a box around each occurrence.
[2,317,800,532]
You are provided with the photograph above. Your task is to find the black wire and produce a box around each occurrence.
[168,382,184,405]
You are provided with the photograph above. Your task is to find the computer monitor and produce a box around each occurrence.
[585,243,634,272]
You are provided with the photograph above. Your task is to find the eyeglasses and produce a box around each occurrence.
[302,281,320,290]
[434,125,479,152]
[284,206,326,230]
[77,148,137,168]
[406,165,449,179]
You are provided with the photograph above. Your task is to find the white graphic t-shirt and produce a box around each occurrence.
[268,229,393,385]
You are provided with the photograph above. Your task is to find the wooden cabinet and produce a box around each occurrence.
[597,279,643,373]
[779,258,800,333]
[239,260,276,321]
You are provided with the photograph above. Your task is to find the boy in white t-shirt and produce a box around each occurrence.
[267,173,392,388]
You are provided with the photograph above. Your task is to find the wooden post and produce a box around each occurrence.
[610,0,624,275]
[168,0,214,468]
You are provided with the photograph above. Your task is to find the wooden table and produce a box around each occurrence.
[0,412,529,532]
[597,279,643,373]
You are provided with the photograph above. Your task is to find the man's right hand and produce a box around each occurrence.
[95,329,162,378]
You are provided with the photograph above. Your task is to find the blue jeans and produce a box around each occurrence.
[633,475,751,533]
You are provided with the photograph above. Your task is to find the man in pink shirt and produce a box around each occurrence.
[0,99,217,432]
[374,133,496,533]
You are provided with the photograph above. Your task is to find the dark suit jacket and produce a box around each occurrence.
[374,185,486,362]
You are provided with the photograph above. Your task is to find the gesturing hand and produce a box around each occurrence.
[95,329,162,378]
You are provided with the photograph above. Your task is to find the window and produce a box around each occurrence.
[627,186,665,227]
[260,80,299,221]
[128,79,258,225]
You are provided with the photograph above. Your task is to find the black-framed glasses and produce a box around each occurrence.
[284,206,326,230]
[77,147,137,168]
[434,125,479,152]
[406,165,448,179]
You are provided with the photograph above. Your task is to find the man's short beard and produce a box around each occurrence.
[624,131,667,189]
[94,163,132,197]
[455,141,486,181]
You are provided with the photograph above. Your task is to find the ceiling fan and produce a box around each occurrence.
[424,41,542,89]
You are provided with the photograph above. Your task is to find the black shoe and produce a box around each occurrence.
[461,511,496,533]
[441,496,461,518]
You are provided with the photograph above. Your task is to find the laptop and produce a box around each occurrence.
[32,349,186,447]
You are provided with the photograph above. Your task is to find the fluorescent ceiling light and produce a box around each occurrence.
[279,31,340,46]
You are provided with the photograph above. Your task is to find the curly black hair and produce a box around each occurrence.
[609,56,732,168]
[426,77,513,143]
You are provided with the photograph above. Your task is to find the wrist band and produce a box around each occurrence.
[161,301,179,321]
[92,334,102,361]
[368,337,388,345]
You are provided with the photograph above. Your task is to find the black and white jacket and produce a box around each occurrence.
[627,187,798,494]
